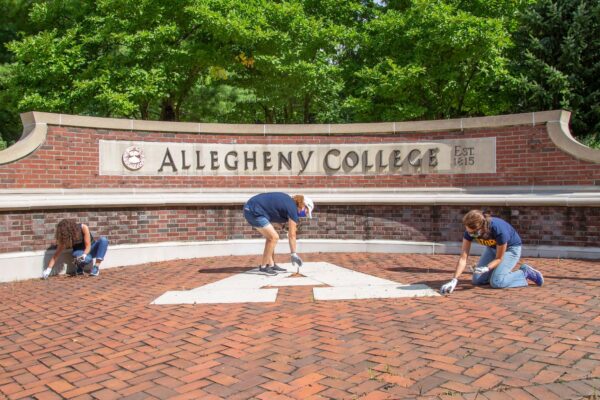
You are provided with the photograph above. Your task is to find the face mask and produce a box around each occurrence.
[469,229,481,238]
[298,209,307,218]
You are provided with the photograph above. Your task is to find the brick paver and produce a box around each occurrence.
[1,253,599,399]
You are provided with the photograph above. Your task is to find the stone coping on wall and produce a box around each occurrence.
[2,109,600,165]
[3,238,599,282]
[1,186,599,211]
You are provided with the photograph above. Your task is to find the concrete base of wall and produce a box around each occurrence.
[1,239,598,283]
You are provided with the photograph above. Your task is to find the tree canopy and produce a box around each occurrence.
[1,0,598,147]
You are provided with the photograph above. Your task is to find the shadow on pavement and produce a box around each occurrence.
[197,266,254,274]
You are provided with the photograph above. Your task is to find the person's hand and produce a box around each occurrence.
[291,253,303,267]
[76,253,87,264]
[474,265,490,274]
[42,267,52,279]
[440,278,458,294]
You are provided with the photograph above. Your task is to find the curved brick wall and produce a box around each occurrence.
[0,110,599,277]
[1,125,599,188]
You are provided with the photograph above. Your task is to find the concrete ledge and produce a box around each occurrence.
[17,110,568,135]
[2,239,598,282]
[1,186,599,211]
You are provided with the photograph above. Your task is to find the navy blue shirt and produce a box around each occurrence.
[463,217,522,248]
[244,192,299,224]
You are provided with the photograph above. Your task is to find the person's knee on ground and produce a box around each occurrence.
[489,273,511,289]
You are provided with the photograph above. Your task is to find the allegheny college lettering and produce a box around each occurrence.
[157,147,440,174]
[99,138,495,176]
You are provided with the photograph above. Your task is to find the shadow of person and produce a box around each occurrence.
[42,245,79,277]
[197,266,255,274]
[386,266,455,274]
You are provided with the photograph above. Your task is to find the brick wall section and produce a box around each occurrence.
[1,124,599,188]
[2,205,598,253]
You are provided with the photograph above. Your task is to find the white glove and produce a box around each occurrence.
[76,253,87,264]
[42,267,52,279]
[291,253,303,267]
[474,265,490,274]
[440,278,458,294]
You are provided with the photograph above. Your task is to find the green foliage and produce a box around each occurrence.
[509,0,600,140]
[0,0,598,147]
[343,0,522,122]
[0,0,39,144]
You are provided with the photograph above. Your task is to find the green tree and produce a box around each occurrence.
[0,0,39,145]
[223,0,366,123]
[343,0,523,122]
[3,0,360,128]
[509,0,600,143]
[4,0,256,123]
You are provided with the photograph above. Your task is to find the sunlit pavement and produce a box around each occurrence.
[1,253,599,399]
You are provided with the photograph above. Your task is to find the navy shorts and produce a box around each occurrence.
[243,207,270,228]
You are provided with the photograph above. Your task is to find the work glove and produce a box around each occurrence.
[440,278,458,294]
[42,267,52,279]
[474,265,490,275]
[75,253,87,264]
[291,253,303,268]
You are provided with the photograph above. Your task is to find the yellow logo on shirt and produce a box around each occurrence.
[476,238,497,246]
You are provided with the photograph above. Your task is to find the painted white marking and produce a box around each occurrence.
[314,284,438,300]
[151,262,439,305]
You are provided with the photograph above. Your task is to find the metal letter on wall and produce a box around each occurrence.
[99,138,496,176]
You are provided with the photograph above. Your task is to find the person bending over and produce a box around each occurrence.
[440,209,543,294]
[243,192,314,276]
[43,219,109,278]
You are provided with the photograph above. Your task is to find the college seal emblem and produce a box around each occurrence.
[122,146,145,170]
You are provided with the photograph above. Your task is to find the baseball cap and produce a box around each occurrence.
[304,196,314,219]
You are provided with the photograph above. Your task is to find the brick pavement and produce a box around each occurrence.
[1,253,599,399]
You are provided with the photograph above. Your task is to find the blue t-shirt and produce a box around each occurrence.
[463,217,522,248]
[244,192,299,224]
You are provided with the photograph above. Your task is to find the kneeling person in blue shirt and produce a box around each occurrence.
[441,209,544,294]
[243,192,314,275]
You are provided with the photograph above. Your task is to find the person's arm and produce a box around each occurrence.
[47,244,65,269]
[287,219,297,254]
[287,219,303,268]
[43,243,64,278]
[453,238,472,279]
[81,224,92,256]
[475,243,506,274]
[441,238,471,294]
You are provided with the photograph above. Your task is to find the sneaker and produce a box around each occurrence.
[258,266,277,276]
[520,264,544,286]
[90,265,100,277]
[271,264,287,273]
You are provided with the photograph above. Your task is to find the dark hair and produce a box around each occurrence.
[55,219,81,248]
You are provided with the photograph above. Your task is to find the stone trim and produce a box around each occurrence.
[2,109,599,165]
[1,186,599,211]
[0,113,47,165]
[546,114,600,163]
[3,238,599,282]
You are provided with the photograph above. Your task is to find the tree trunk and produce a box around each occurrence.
[139,102,149,120]
[160,98,177,121]
[303,94,311,123]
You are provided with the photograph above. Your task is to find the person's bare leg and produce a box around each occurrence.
[256,224,278,266]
